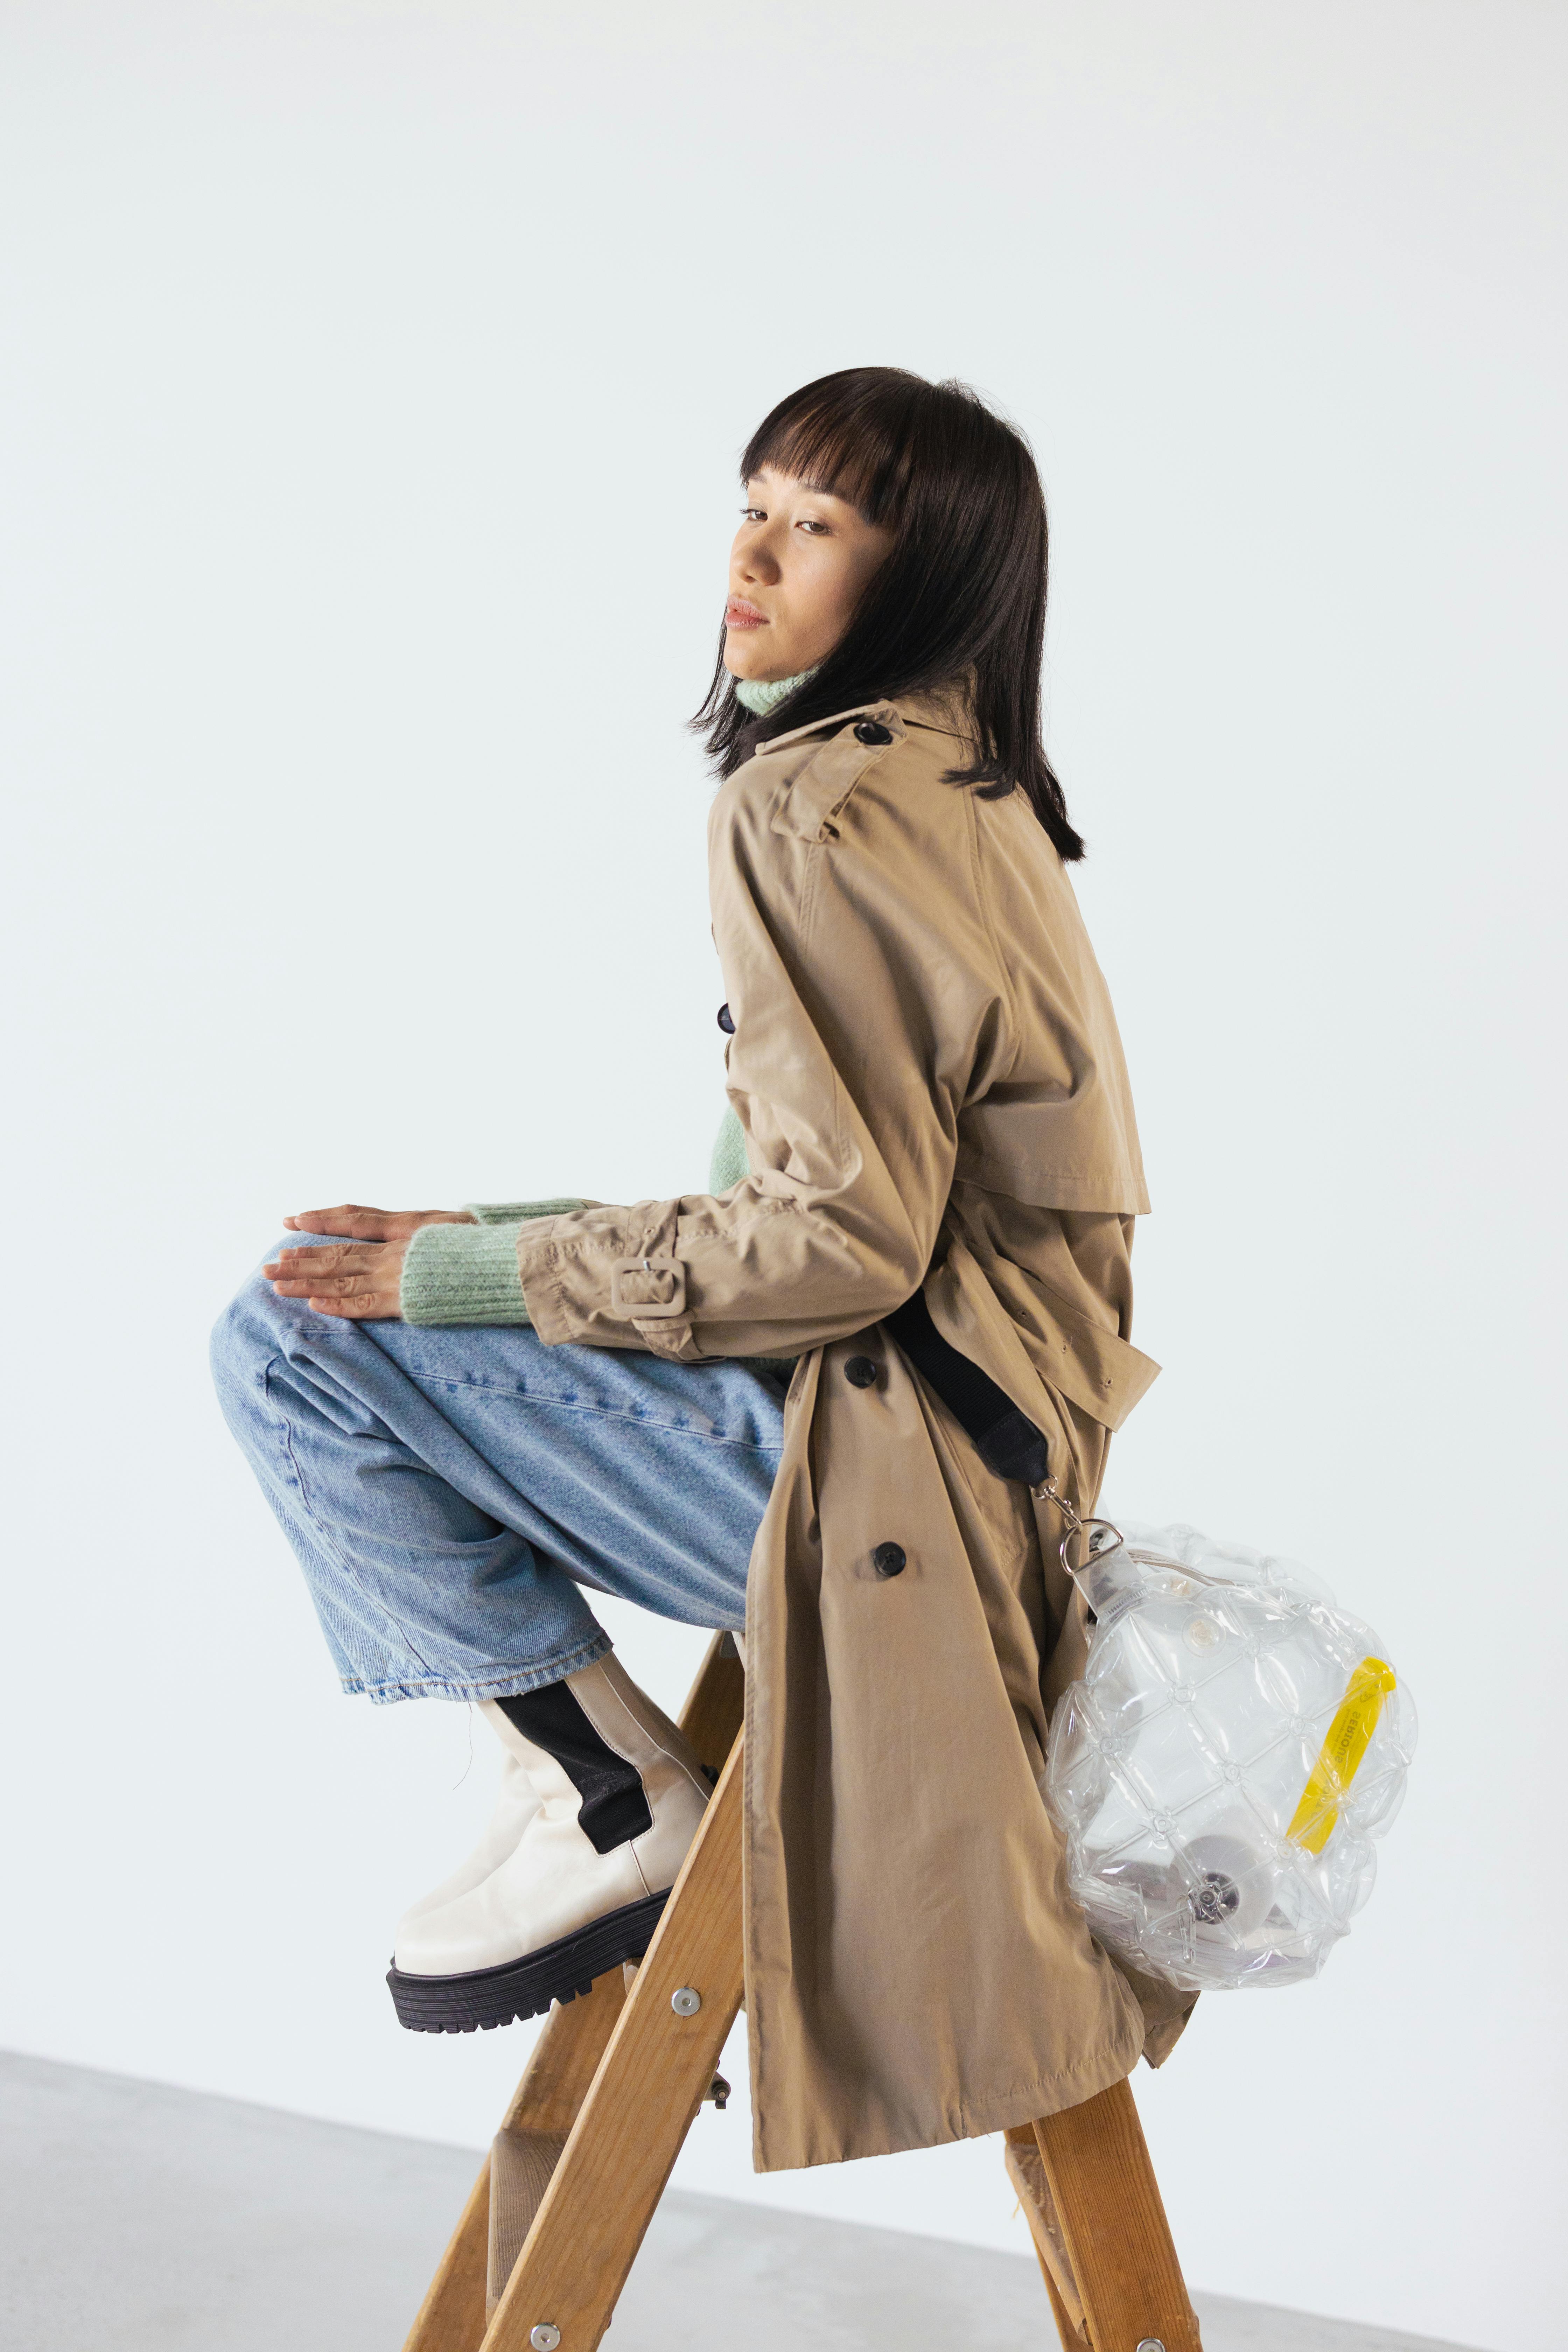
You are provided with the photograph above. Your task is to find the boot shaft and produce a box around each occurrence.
[481,1654,708,1855]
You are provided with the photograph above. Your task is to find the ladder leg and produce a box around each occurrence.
[479,1732,746,2352]
[1031,2077,1202,2352]
[400,1911,631,2352]
[402,1635,744,2352]
[1003,2123,1088,2348]
[400,2153,492,2352]
[486,1972,629,2314]
[1041,2261,1090,2351]
[667,1629,745,1777]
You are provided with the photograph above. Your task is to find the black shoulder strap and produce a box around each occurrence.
[883,1292,1051,1487]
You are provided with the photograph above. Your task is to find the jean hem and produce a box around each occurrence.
[339,1627,614,1706]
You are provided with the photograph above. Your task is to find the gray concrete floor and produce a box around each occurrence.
[0,2052,1474,2352]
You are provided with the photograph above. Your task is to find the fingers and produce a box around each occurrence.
[265,1245,382,1295]
[299,1291,400,1320]
[284,1206,393,1238]
[266,1267,401,1317]
[268,1275,381,1298]
[265,1237,404,1321]
[264,1242,374,1278]
[282,1207,466,1240]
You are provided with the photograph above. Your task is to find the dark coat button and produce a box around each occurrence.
[853,720,893,745]
[716,1003,735,1034]
[873,1542,906,1578]
[845,1355,878,1389]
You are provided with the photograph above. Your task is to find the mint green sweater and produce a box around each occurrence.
[400,1107,749,1328]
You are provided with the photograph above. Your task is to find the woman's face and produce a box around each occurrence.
[724,465,895,684]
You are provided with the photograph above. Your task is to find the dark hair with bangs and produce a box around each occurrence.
[692,366,1084,861]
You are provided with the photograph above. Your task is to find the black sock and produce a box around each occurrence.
[498,1680,653,1853]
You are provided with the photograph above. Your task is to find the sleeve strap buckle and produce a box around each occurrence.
[609,1255,687,1321]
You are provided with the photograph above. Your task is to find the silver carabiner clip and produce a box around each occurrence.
[1032,1474,1126,1591]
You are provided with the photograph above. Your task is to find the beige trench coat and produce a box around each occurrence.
[515,694,1195,2171]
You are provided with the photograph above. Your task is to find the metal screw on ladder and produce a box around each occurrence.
[671,1985,702,2016]
[529,2328,562,2351]
[1135,2339,1167,2351]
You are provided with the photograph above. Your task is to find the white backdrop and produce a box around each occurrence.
[1,6,1563,2346]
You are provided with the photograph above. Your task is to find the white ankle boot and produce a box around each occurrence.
[388,1654,710,2033]
[397,1743,541,1927]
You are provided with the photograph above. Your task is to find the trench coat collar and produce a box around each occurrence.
[751,687,971,760]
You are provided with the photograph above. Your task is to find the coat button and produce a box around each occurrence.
[716,1003,735,1034]
[853,720,893,745]
[845,1355,878,1389]
[873,1542,906,1578]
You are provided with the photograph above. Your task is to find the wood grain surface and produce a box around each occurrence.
[1004,2121,1088,2347]
[1033,2077,1201,2351]
[488,1970,629,2311]
[400,2156,492,2352]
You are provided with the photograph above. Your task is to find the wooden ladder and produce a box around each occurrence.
[401,1633,1202,2352]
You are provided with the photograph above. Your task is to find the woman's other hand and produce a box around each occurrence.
[266,1208,472,1321]
[283,1205,471,1241]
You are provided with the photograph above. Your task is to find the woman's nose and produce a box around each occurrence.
[736,532,782,586]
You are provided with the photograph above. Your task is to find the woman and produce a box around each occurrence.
[213,367,1189,2172]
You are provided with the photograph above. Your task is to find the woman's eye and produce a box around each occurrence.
[740,506,765,523]
[797,518,830,536]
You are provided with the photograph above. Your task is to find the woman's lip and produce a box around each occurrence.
[726,599,766,627]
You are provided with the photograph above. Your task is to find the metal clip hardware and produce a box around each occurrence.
[1032,1473,1126,1588]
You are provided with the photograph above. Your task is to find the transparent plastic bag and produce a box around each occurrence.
[1043,1512,1416,1993]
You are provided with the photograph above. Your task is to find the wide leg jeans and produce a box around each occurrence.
[212,1239,785,1703]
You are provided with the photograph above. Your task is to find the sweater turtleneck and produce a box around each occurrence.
[733,667,816,716]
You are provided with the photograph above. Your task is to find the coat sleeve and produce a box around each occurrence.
[513,735,1013,1361]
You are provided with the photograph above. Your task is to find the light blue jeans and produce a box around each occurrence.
[211,1239,786,1704]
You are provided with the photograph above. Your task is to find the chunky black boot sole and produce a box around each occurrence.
[387,1886,672,2034]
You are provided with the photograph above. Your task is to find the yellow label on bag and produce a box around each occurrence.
[1286,1657,1397,1856]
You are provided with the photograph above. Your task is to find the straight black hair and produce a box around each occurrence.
[692,367,1084,862]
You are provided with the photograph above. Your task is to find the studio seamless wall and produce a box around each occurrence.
[1,7,1562,2347]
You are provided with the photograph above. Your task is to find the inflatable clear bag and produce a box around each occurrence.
[1042,1502,1417,1993]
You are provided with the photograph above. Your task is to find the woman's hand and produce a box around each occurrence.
[265,1237,408,1318]
[283,1205,472,1242]
[266,1206,472,1322]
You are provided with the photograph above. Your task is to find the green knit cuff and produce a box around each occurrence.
[401,1220,532,1326]
[462,1197,595,1226]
